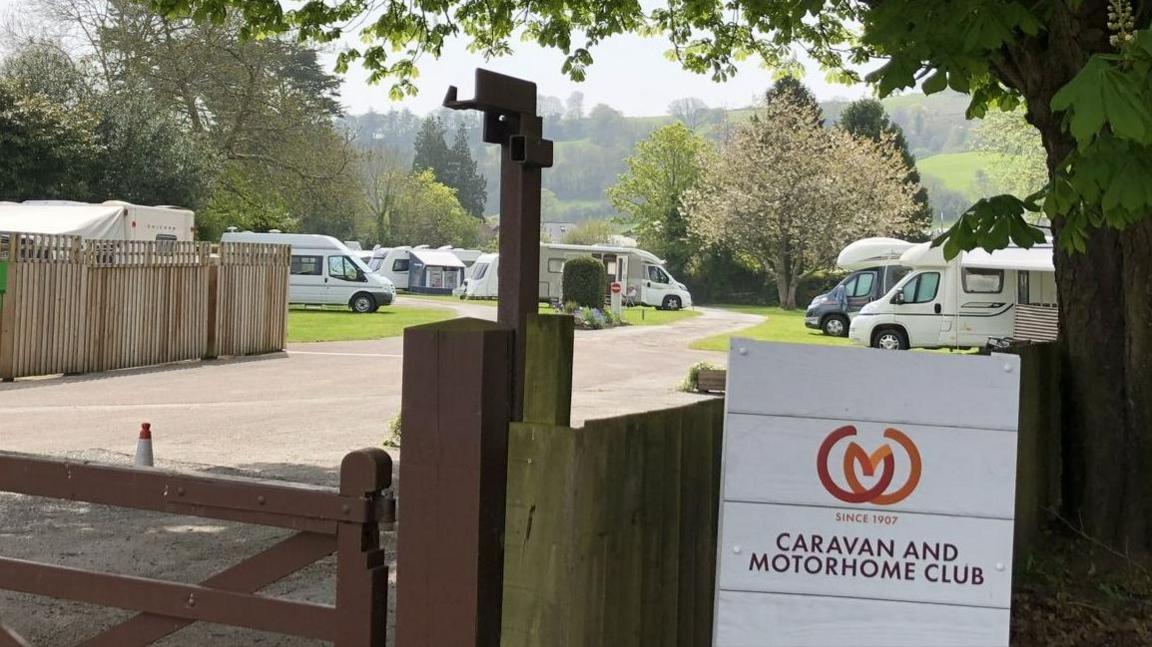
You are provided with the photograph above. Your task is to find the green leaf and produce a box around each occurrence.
[922,70,947,94]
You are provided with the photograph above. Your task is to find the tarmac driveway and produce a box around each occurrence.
[0,304,757,645]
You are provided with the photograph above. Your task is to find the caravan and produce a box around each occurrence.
[365,245,467,293]
[221,232,395,313]
[804,237,913,336]
[0,200,195,241]
[848,241,1057,350]
[460,243,693,309]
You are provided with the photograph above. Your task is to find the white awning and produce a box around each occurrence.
[0,204,126,238]
[410,249,466,267]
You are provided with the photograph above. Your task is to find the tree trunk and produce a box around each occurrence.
[1037,111,1152,549]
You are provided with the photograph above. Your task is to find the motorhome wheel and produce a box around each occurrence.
[873,328,908,350]
[663,296,682,311]
[822,315,848,337]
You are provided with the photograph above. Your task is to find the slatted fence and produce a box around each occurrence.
[0,233,288,380]
[211,243,291,358]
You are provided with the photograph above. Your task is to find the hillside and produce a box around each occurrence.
[917,151,1010,201]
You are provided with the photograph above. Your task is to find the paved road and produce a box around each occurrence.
[0,303,757,472]
[0,303,758,645]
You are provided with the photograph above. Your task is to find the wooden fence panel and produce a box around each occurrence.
[214,243,289,358]
[0,234,287,380]
[501,399,725,646]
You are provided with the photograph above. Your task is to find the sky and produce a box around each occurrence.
[324,36,874,118]
[0,0,876,117]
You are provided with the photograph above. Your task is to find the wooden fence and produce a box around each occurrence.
[0,447,393,646]
[211,243,291,358]
[0,233,289,380]
[502,400,724,646]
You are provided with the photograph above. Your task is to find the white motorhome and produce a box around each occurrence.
[848,241,1057,350]
[461,243,693,310]
[804,238,914,336]
[0,200,195,241]
[221,232,395,313]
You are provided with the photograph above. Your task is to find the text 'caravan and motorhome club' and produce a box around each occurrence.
[848,239,1057,351]
[456,243,694,310]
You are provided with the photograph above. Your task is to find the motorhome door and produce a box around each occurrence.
[892,270,945,346]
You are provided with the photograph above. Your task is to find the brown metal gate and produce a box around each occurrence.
[0,448,393,646]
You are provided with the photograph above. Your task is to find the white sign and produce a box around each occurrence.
[713,341,1020,646]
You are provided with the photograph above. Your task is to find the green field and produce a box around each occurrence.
[619,306,700,326]
[691,306,850,352]
[402,294,496,307]
[917,151,1011,200]
[287,306,456,343]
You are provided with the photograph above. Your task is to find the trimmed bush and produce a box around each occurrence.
[561,256,606,309]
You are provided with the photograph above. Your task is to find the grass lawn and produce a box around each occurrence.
[401,294,497,307]
[287,306,456,343]
[691,306,849,352]
[619,306,701,326]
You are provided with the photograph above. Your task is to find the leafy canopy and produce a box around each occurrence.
[147,0,1152,253]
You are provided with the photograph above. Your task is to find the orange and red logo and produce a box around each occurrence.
[816,425,922,505]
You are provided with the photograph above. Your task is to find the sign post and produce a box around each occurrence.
[610,281,622,319]
[714,341,1020,646]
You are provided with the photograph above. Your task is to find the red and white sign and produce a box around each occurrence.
[714,341,1020,646]
[610,281,622,294]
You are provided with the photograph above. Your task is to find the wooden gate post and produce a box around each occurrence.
[396,318,514,647]
[336,448,393,647]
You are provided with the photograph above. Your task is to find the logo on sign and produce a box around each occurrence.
[816,426,922,505]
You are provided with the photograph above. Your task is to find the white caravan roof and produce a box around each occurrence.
[962,245,1054,272]
[543,243,663,264]
[221,231,348,251]
[0,203,125,238]
[837,237,914,270]
[410,248,465,267]
[900,242,1054,272]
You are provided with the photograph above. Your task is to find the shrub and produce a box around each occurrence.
[383,414,402,448]
[681,361,720,392]
[561,256,606,309]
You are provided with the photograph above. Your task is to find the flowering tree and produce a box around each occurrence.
[684,91,917,309]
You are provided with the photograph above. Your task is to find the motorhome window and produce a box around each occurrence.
[473,263,489,280]
[962,268,1004,293]
[885,266,910,290]
[903,272,940,304]
[848,272,875,298]
[392,259,410,272]
[290,255,323,276]
[328,256,361,281]
[547,259,565,273]
[368,257,383,271]
[647,266,670,283]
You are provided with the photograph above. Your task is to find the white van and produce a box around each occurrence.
[221,232,396,313]
[848,242,1056,350]
[461,243,694,309]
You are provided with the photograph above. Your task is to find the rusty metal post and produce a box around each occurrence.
[335,448,392,647]
[396,318,514,647]
[444,69,553,419]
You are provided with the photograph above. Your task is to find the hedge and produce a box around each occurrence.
[561,256,606,308]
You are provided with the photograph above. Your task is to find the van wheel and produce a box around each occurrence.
[822,315,849,337]
[350,293,376,314]
[872,328,909,351]
[663,296,682,311]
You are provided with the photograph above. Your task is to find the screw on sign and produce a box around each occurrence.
[610,282,622,294]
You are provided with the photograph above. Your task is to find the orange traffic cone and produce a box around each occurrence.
[135,422,154,467]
